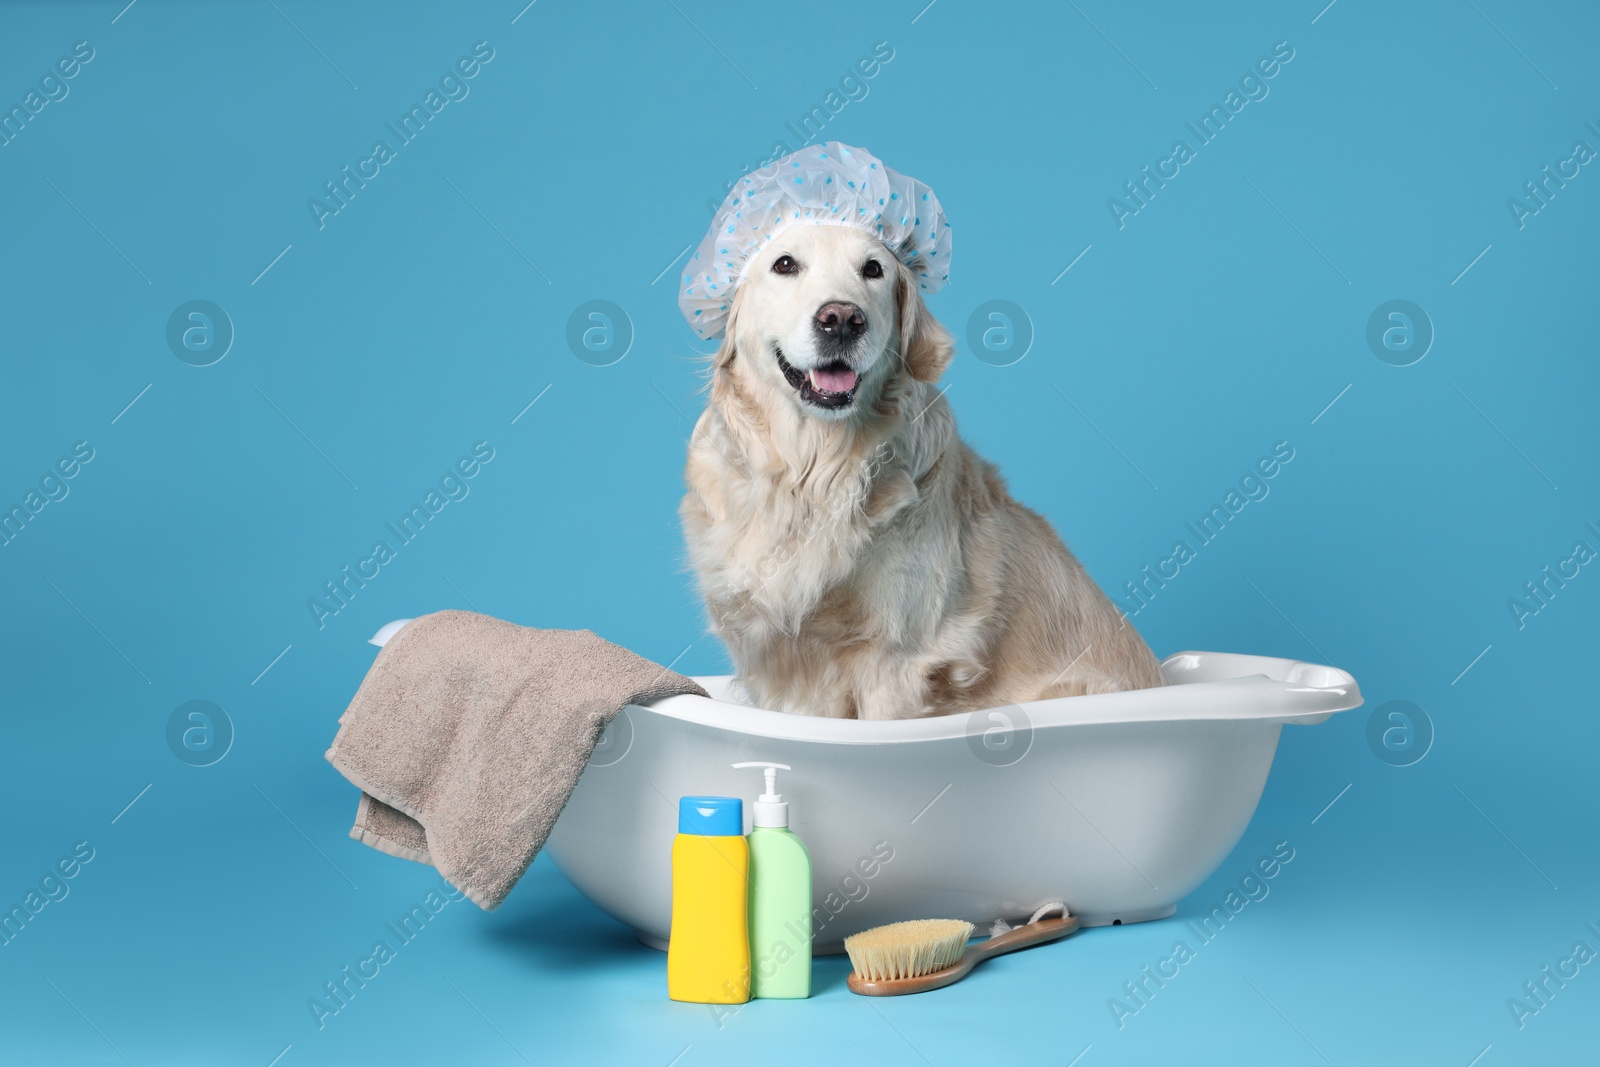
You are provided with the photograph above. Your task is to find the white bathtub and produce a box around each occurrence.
[543,651,1362,953]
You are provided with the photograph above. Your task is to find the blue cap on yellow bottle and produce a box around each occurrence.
[677,796,742,836]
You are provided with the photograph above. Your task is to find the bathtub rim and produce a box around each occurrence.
[363,623,1363,744]
[624,651,1362,746]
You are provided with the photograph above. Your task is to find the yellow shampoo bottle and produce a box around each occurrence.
[667,796,750,1004]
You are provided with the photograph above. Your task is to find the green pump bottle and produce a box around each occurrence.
[734,761,811,999]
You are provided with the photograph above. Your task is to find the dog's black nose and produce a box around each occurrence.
[814,302,867,346]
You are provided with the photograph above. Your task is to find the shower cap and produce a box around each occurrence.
[679,142,953,340]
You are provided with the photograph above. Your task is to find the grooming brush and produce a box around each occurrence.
[843,909,1079,996]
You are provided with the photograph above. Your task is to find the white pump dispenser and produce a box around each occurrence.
[731,759,809,998]
[732,761,791,828]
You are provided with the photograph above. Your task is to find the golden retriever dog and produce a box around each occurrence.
[680,224,1163,719]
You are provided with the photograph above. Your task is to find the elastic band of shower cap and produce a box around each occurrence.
[678,142,953,341]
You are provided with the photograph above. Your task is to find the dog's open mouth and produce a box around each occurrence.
[775,346,858,410]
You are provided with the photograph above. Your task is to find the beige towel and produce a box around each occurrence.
[325,610,705,910]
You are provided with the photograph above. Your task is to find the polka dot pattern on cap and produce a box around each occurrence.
[678,142,952,341]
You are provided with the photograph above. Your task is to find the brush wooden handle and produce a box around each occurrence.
[846,915,1079,996]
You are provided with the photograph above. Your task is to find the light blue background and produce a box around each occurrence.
[2,0,1596,1063]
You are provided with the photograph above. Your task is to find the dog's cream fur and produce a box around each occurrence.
[681,225,1163,719]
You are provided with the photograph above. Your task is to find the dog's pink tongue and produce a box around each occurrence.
[808,366,858,393]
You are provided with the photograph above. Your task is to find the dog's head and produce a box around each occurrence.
[715,225,953,421]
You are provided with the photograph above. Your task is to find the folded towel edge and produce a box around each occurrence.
[349,821,432,866]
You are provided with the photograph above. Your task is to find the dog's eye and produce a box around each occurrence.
[862,259,884,279]
[771,255,799,275]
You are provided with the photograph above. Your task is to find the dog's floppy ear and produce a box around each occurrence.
[896,266,954,383]
[711,291,741,370]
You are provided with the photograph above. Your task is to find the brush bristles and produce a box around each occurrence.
[844,919,975,981]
